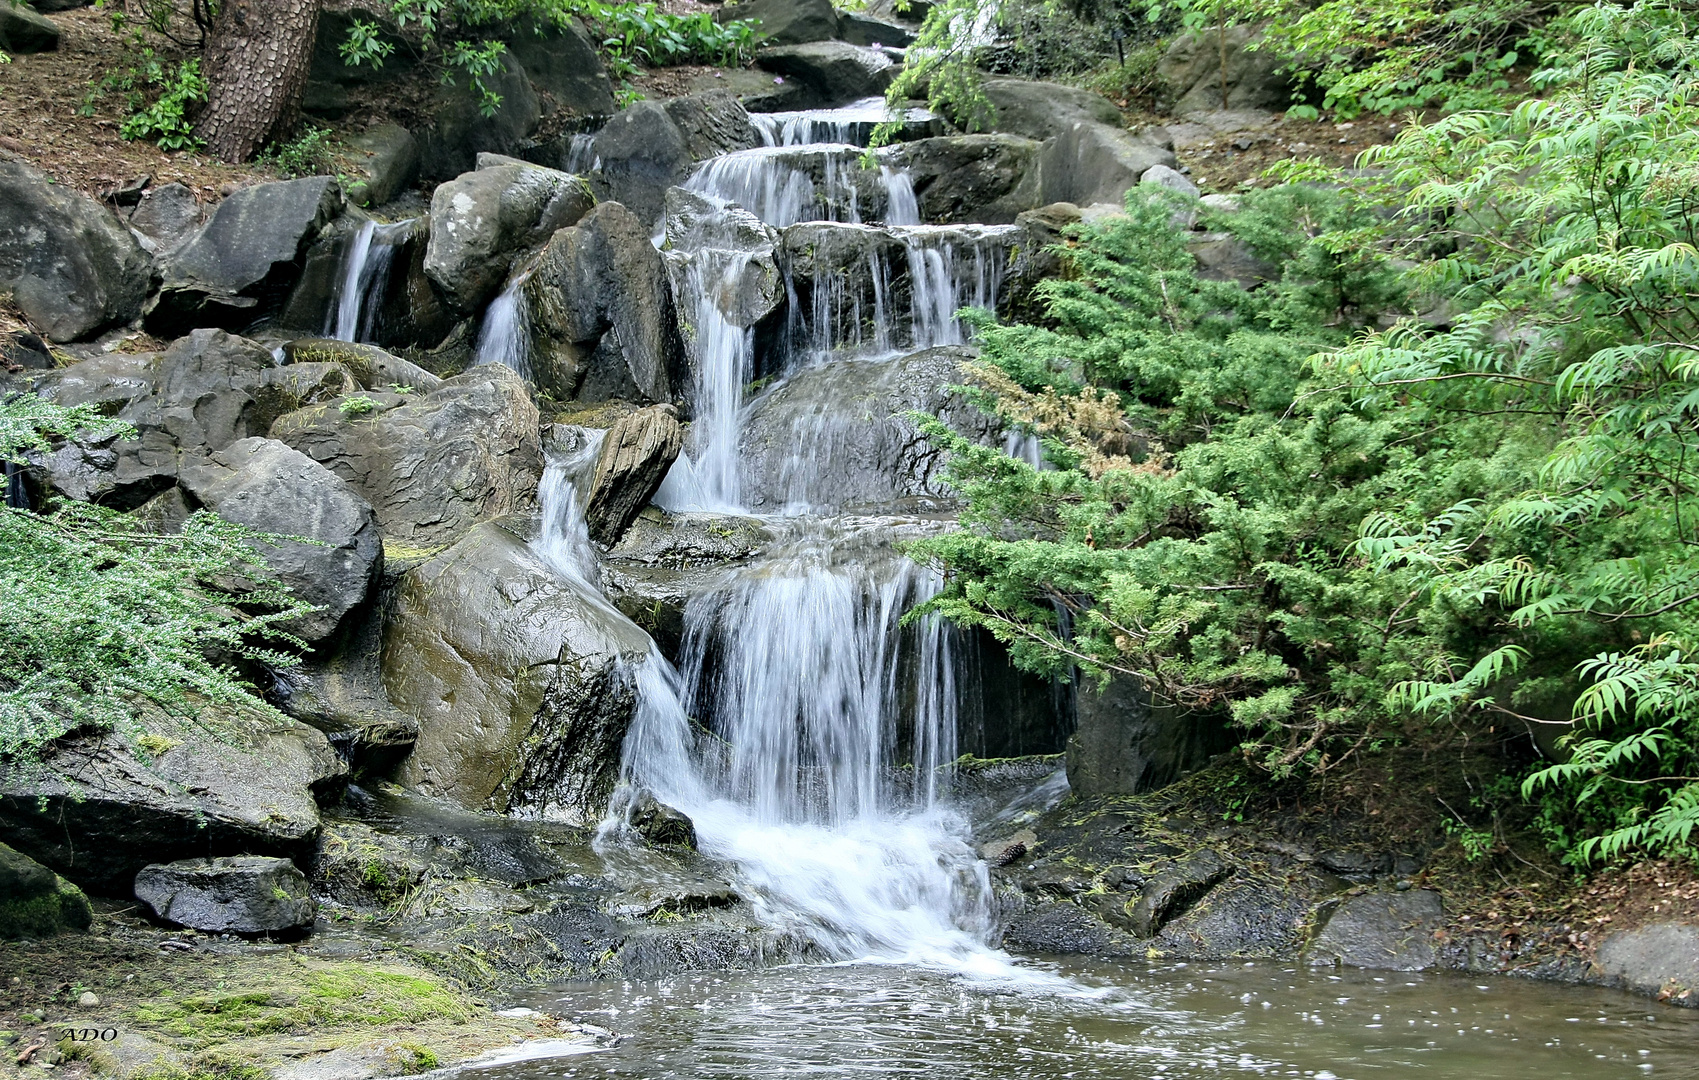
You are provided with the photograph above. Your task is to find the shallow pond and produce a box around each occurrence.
[490,959,1699,1080]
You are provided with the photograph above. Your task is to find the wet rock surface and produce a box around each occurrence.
[1593,923,1699,1006]
[592,92,760,226]
[384,520,653,821]
[271,363,544,546]
[134,856,316,935]
[738,346,999,512]
[584,404,684,546]
[1309,889,1445,971]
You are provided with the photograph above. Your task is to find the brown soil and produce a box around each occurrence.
[0,8,274,201]
[1121,108,1413,194]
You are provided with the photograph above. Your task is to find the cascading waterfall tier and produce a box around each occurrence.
[779,223,1019,363]
[751,97,936,149]
[614,522,1005,968]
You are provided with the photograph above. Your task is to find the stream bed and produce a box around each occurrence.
[491,960,1699,1080]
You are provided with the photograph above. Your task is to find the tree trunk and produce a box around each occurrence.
[197,0,322,163]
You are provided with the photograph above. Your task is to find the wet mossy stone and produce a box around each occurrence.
[0,842,92,939]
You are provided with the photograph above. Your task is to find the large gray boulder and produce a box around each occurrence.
[738,346,1000,512]
[585,405,683,546]
[0,713,345,893]
[504,18,617,119]
[714,0,839,45]
[877,135,1045,224]
[755,42,897,109]
[270,363,544,547]
[523,201,688,405]
[128,182,205,255]
[0,5,60,51]
[178,437,382,645]
[414,52,542,182]
[838,12,916,48]
[30,330,323,508]
[1039,122,1178,209]
[424,161,594,314]
[344,123,420,208]
[1309,889,1445,971]
[135,856,315,934]
[983,79,1122,141]
[1159,23,1292,115]
[592,91,760,227]
[385,520,654,823]
[1594,923,1699,1006]
[278,338,444,394]
[1065,675,1231,796]
[0,156,152,342]
[0,842,91,939]
[150,178,344,335]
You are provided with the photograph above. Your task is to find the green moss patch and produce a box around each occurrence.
[134,963,473,1047]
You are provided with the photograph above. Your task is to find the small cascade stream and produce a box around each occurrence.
[475,276,534,379]
[325,219,411,343]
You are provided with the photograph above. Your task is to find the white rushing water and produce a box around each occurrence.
[475,275,533,380]
[611,528,1023,976]
[750,97,933,149]
[326,219,409,343]
[517,104,1057,985]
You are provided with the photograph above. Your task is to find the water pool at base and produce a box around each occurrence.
[490,960,1699,1080]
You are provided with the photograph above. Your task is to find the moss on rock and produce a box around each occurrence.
[0,842,91,940]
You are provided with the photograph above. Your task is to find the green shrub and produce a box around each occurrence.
[0,397,314,768]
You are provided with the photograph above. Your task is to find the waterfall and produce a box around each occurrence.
[326,219,408,343]
[751,98,936,149]
[778,225,1017,365]
[564,132,599,175]
[897,227,1011,349]
[882,167,920,227]
[587,108,1053,982]
[686,147,835,229]
[474,276,533,380]
[615,528,1010,970]
[533,430,607,589]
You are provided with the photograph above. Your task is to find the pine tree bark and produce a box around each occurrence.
[197,0,322,163]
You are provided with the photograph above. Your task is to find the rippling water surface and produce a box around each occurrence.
[490,959,1699,1080]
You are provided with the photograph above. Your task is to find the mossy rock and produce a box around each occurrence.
[0,842,91,939]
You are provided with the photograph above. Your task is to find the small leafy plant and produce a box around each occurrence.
[112,54,207,151]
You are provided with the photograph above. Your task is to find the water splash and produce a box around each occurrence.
[474,275,533,380]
